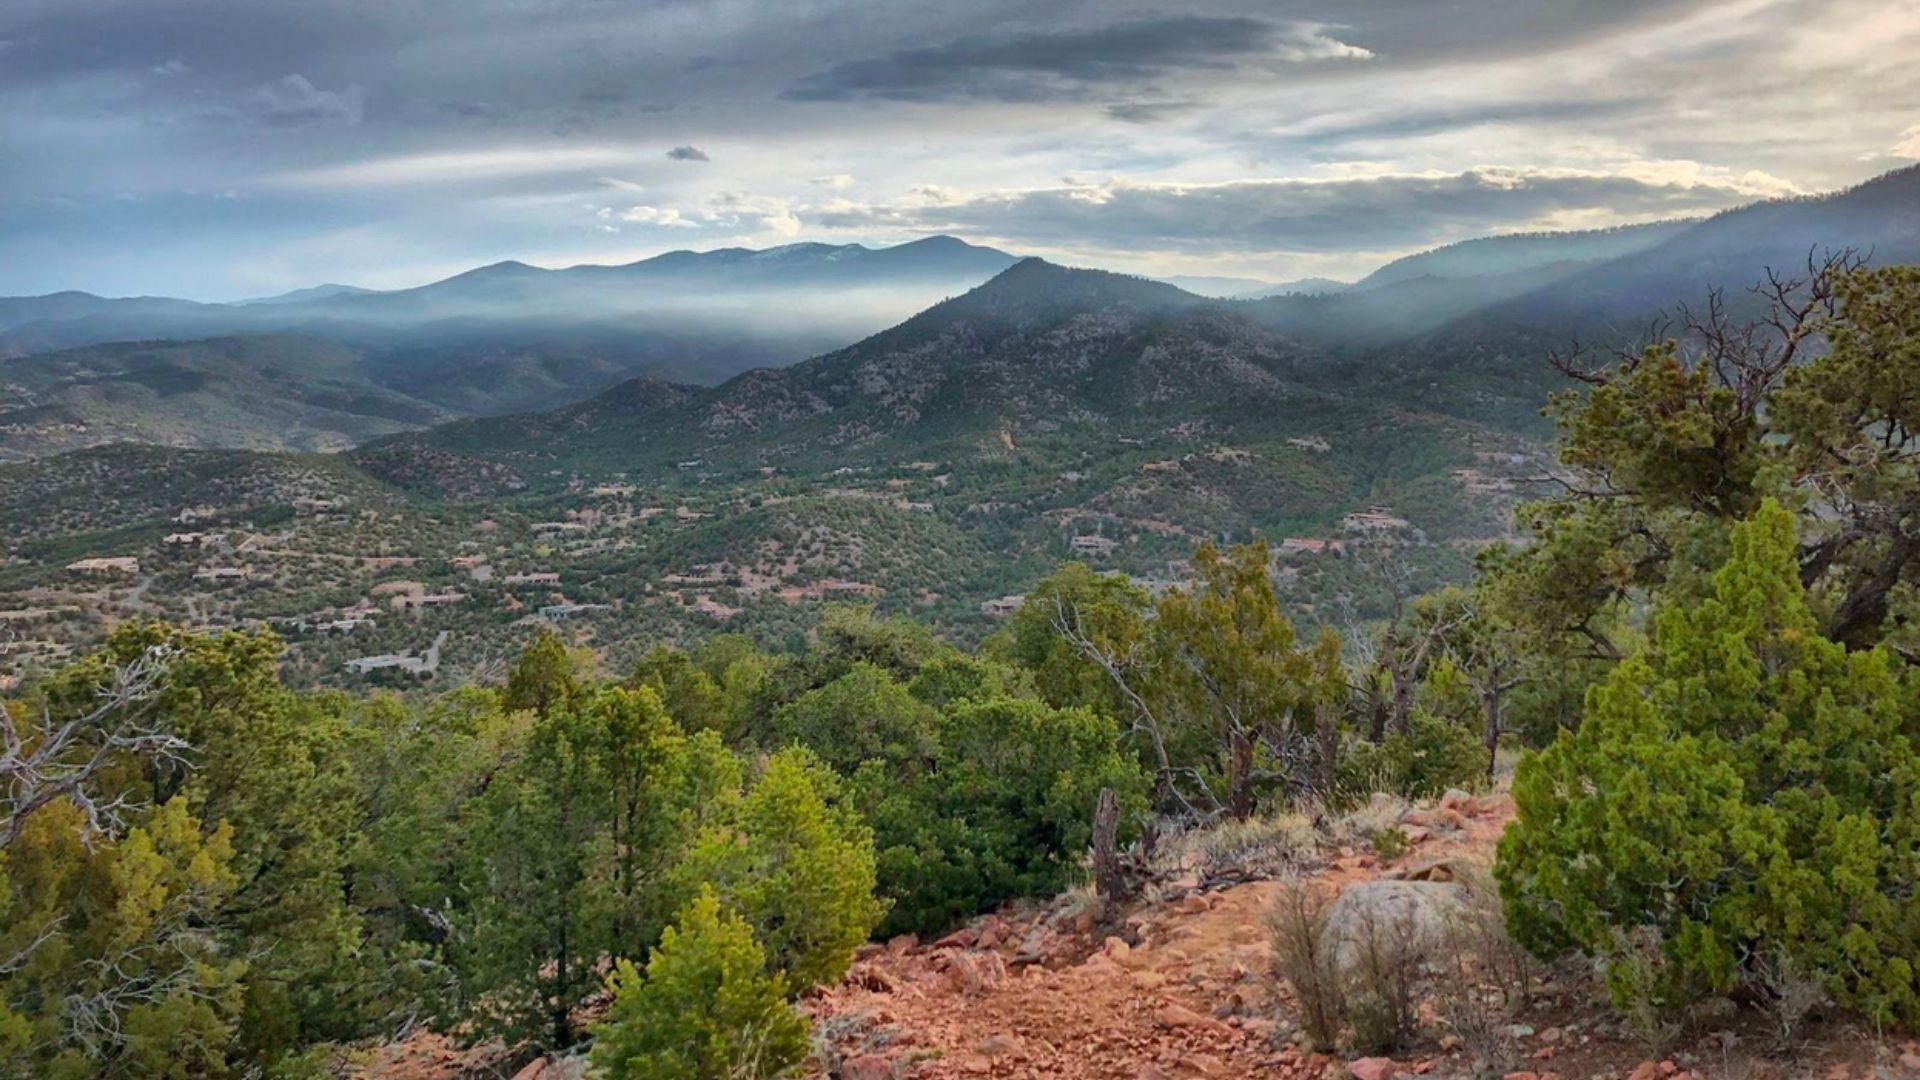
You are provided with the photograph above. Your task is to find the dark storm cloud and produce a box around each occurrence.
[783,16,1368,103]
[667,145,711,162]
[813,169,1779,254]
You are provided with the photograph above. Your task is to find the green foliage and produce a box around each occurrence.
[858,694,1149,935]
[1495,264,1920,660]
[457,689,618,1048]
[775,662,940,774]
[1154,542,1315,817]
[680,748,884,990]
[1497,501,1920,1027]
[503,630,584,717]
[1338,711,1487,804]
[54,624,369,1064]
[591,890,809,1080]
[991,562,1150,715]
[1,798,244,1080]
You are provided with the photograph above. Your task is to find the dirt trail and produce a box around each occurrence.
[809,798,1515,1080]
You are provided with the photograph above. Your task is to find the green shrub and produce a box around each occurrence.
[679,748,884,991]
[591,890,809,1080]
[1497,501,1920,1028]
[856,695,1149,935]
[1337,713,1486,804]
[774,663,940,774]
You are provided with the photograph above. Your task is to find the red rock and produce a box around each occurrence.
[886,933,918,954]
[1175,1052,1224,1076]
[978,1034,1025,1059]
[933,928,977,950]
[1347,1057,1399,1080]
[944,950,1006,995]
[509,1060,547,1080]
[1153,1003,1214,1030]
[1503,1073,1540,1080]
[842,1054,895,1080]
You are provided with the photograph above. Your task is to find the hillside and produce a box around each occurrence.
[1354,219,1696,289]
[0,336,456,460]
[352,259,1434,486]
[1486,164,1920,326]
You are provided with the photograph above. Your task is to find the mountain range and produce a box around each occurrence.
[3,165,1917,467]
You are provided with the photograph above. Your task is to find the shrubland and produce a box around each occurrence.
[4,262,1920,1073]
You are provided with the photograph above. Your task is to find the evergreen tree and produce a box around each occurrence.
[679,748,883,991]
[1498,501,1920,1026]
[591,890,808,1080]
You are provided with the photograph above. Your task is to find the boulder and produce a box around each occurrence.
[1320,881,1465,973]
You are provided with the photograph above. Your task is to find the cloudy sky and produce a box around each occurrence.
[3,0,1917,300]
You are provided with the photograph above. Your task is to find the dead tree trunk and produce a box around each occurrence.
[1091,787,1126,905]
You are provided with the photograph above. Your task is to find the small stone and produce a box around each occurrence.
[977,1034,1024,1059]
[841,1055,895,1080]
[1506,1024,1535,1039]
[1153,1003,1211,1030]
[1348,1057,1400,1080]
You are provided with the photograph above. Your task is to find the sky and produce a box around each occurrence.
[3,0,1918,300]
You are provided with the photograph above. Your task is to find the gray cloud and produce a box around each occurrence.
[811,169,1787,254]
[0,0,1912,298]
[666,145,711,162]
[784,16,1369,103]
[1104,100,1202,124]
[244,74,363,127]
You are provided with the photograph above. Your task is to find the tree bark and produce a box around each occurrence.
[1091,788,1126,905]
[1227,728,1256,820]
[1315,698,1340,798]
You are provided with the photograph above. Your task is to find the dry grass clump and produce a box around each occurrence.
[1188,810,1321,882]
[1341,891,1424,1054]
[1266,880,1345,1052]
[1431,865,1533,1076]
[1323,791,1412,851]
[1268,862,1538,1067]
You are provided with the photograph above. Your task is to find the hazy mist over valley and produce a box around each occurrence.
[5,3,1920,1079]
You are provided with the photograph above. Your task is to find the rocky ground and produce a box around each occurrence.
[354,789,1920,1080]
